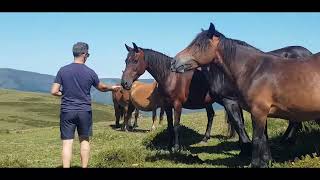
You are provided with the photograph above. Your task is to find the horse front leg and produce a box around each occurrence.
[251,105,271,168]
[202,105,215,142]
[172,101,182,153]
[222,98,252,157]
[114,104,121,128]
[164,107,174,150]
[123,104,135,132]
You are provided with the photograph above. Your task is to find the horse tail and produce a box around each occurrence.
[224,109,236,139]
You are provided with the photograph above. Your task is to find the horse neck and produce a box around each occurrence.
[144,50,172,86]
[217,41,268,92]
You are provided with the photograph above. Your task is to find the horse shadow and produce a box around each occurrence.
[109,124,121,129]
[109,124,150,133]
[188,141,240,155]
[144,125,204,151]
[187,140,250,167]
[267,130,320,163]
[145,124,320,167]
[145,139,248,167]
[131,128,150,133]
[188,132,320,167]
[56,165,82,168]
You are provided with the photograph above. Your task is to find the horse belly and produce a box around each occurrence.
[131,97,156,111]
[269,101,320,121]
[268,75,320,120]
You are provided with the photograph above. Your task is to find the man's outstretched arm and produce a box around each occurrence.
[51,83,62,96]
[96,82,122,92]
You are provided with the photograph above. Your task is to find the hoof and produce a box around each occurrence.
[201,137,209,143]
[171,144,180,153]
[122,125,131,132]
[250,161,269,168]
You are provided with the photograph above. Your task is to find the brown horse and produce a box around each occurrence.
[225,45,313,143]
[121,43,252,155]
[112,86,139,129]
[172,22,320,167]
[130,80,165,131]
[112,81,164,131]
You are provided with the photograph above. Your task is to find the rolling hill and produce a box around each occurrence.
[0,88,319,168]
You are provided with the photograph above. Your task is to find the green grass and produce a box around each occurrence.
[0,88,320,168]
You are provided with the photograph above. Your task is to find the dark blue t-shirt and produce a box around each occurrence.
[54,63,100,112]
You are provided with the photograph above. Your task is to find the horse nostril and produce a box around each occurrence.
[124,82,129,88]
[121,80,126,88]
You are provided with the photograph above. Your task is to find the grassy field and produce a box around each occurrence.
[0,88,319,168]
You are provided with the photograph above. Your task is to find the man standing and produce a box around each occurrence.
[51,42,121,168]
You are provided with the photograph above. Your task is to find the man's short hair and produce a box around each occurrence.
[72,42,89,57]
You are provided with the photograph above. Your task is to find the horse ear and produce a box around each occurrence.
[125,44,132,52]
[132,42,139,53]
[207,22,216,39]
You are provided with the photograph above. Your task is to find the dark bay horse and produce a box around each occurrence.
[172,22,320,167]
[121,43,252,155]
[225,46,313,143]
[269,46,313,59]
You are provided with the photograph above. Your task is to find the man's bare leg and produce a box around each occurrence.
[62,139,74,168]
[79,137,90,168]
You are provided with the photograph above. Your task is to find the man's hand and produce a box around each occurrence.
[51,83,62,96]
[111,85,122,92]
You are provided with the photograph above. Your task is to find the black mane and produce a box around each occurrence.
[187,29,225,53]
[142,48,172,82]
[188,28,263,58]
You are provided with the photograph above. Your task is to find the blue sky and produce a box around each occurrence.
[0,13,319,79]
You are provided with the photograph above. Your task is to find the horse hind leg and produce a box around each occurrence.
[202,105,215,142]
[133,109,139,129]
[151,108,157,131]
[225,111,236,139]
[159,107,165,125]
[280,121,301,144]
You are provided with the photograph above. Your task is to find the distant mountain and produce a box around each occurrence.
[0,68,223,113]
[0,68,55,93]
[0,68,153,104]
